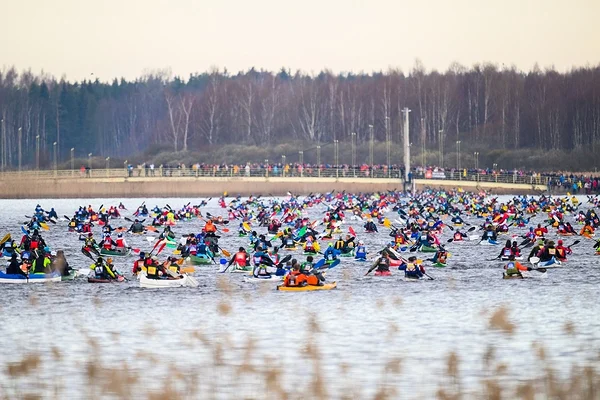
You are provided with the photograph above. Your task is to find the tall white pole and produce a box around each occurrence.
[402,107,411,187]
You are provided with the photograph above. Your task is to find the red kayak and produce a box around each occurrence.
[374,270,392,276]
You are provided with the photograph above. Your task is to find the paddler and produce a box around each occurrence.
[405,256,424,279]
[528,239,545,262]
[203,219,217,233]
[431,246,449,265]
[499,240,514,260]
[534,224,548,238]
[128,219,145,234]
[228,247,249,269]
[102,233,117,251]
[90,256,117,280]
[364,218,378,233]
[323,242,341,262]
[6,253,27,277]
[52,250,72,277]
[580,222,595,238]
[538,240,557,262]
[132,252,147,275]
[115,233,129,249]
[354,240,367,260]
[374,255,391,274]
[481,225,498,242]
[452,230,467,242]
[503,255,529,277]
[555,239,571,261]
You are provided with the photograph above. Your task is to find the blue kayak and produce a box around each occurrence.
[0,271,62,284]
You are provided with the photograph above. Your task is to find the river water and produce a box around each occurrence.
[0,197,598,399]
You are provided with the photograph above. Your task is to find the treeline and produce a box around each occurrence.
[1,61,600,169]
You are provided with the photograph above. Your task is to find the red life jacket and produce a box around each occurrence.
[103,237,113,249]
[116,238,126,248]
[234,252,247,266]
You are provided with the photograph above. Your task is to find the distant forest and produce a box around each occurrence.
[1,61,599,170]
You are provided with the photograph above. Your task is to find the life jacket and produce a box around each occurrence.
[30,240,39,250]
[355,246,366,256]
[502,247,513,257]
[395,235,406,244]
[548,248,556,255]
[133,259,144,274]
[234,252,247,266]
[103,237,113,249]
[335,240,345,249]
[534,228,545,236]
[146,264,158,278]
[453,233,463,241]
[437,252,447,263]
[116,238,126,248]
[94,263,104,276]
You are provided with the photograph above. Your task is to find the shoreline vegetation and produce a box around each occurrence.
[1,63,600,173]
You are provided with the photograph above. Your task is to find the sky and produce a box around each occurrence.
[2,0,599,82]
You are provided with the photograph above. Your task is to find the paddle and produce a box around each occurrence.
[568,240,580,248]
[365,256,382,276]
[0,233,11,247]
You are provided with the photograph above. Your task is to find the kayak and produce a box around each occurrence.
[100,248,131,257]
[0,271,62,284]
[479,239,499,246]
[186,255,213,265]
[61,270,77,281]
[503,270,547,279]
[355,257,367,262]
[418,245,438,253]
[283,246,298,251]
[374,270,392,276]
[536,257,562,268]
[245,275,283,282]
[277,282,337,291]
[88,276,125,283]
[402,276,425,282]
[432,262,447,268]
[501,256,523,261]
[339,251,354,257]
[139,273,198,288]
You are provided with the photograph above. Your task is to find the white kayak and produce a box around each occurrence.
[245,274,284,283]
[529,256,562,268]
[501,256,524,261]
[139,273,199,288]
[479,238,499,246]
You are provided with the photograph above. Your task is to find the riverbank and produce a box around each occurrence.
[0,175,547,198]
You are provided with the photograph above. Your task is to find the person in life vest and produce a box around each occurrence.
[303,236,319,254]
[405,256,424,279]
[354,240,367,260]
[524,227,536,241]
[132,252,147,275]
[6,253,27,277]
[538,240,557,262]
[284,257,324,287]
[511,241,521,257]
[115,233,129,249]
[323,242,341,261]
[196,241,214,260]
[333,236,346,251]
[374,255,391,274]
[453,230,467,242]
[102,233,116,250]
[203,220,217,233]
[390,228,408,245]
[555,239,571,261]
[145,256,163,279]
[534,224,548,238]
[451,214,465,225]
[252,250,275,277]
[580,223,595,238]
[68,217,78,231]
[90,256,116,280]
[481,225,498,242]
[417,231,436,248]
[163,256,180,275]
[499,240,515,260]
[228,247,249,269]
[431,246,449,265]
[253,234,272,252]
[564,222,576,234]
[364,219,378,233]
[503,255,529,277]
[238,223,249,236]
[268,247,280,265]
[83,232,99,254]
[594,239,600,254]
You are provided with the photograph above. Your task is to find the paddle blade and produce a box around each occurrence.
[40,222,49,231]
[221,228,230,233]
[383,218,391,228]
[156,242,167,255]
[349,227,356,237]
[145,226,157,232]
[0,233,11,246]
[131,248,140,253]
[243,222,251,231]
[221,248,231,257]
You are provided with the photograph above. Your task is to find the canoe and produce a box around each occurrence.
[374,270,392,276]
[277,282,337,291]
[88,276,125,283]
[186,255,213,265]
[61,270,77,281]
[100,248,131,257]
[0,271,62,284]
[139,273,198,288]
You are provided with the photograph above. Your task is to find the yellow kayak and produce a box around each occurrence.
[277,282,337,291]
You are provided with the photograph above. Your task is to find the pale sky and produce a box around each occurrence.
[2,0,599,81]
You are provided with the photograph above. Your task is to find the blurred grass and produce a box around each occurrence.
[1,303,598,399]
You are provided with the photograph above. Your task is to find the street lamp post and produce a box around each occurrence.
[71,148,75,176]
[474,152,479,170]
[439,130,444,167]
[18,127,22,172]
[0,119,4,173]
[106,157,110,176]
[316,145,321,177]
[351,132,356,177]
[299,151,303,177]
[124,160,128,177]
[456,140,461,180]
[282,155,286,177]
[265,159,268,178]
[401,108,411,189]
[88,153,92,177]
[385,116,390,177]
[369,124,374,177]
[53,142,57,177]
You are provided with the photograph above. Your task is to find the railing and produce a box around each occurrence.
[0,167,550,186]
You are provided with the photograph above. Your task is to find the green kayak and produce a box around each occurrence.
[61,270,76,281]
[100,248,131,257]
[187,255,214,265]
[433,262,447,268]
[419,245,438,253]
[339,251,354,257]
